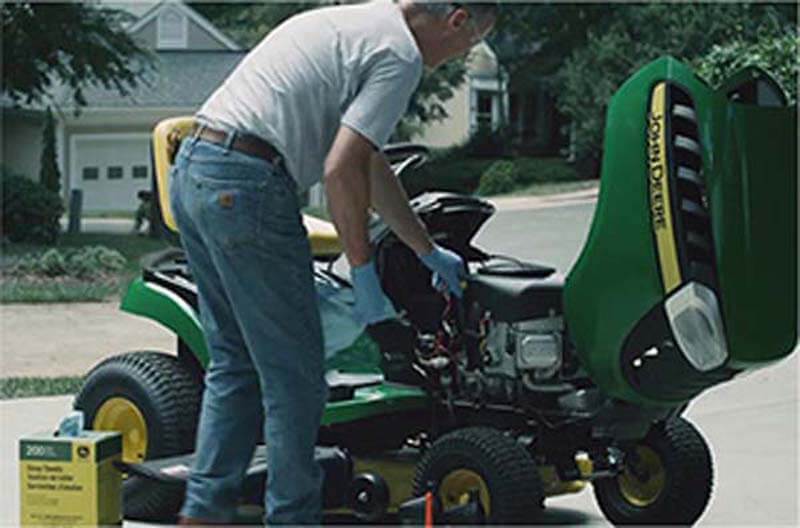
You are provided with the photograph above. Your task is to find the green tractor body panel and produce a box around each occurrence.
[712,102,797,367]
[565,57,797,407]
[321,383,427,426]
[121,277,210,367]
[121,277,427,426]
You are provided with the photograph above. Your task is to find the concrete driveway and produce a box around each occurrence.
[2,194,798,526]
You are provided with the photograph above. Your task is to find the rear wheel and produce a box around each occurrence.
[74,351,202,522]
[413,427,544,524]
[593,417,713,525]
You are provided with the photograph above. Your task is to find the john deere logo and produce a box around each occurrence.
[648,110,666,230]
[77,446,90,459]
[647,82,682,293]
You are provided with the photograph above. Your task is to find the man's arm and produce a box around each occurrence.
[324,126,374,267]
[325,124,465,301]
[368,151,433,256]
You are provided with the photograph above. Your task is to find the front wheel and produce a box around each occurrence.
[413,427,544,524]
[593,417,713,525]
[74,351,202,522]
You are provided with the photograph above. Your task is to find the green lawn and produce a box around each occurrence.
[81,210,136,219]
[0,376,85,400]
[1,233,170,303]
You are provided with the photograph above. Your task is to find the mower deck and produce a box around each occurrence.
[117,445,353,510]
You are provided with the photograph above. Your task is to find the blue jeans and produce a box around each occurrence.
[169,133,328,524]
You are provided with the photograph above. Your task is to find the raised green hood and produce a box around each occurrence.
[564,57,797,407]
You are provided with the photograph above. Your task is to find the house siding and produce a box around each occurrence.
[412,43,500,149]
[2,112,45,183]
[413,83,471,148]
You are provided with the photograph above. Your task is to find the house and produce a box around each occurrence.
[2,1,245,213]
[414,40,569,158]
[412,42,509,149]
[2,1,565,214]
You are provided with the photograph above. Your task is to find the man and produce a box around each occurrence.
[170,1,496,524]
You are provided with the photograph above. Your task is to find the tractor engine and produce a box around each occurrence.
[458,315,565,405]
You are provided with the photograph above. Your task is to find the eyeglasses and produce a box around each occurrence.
[450,2,487,45]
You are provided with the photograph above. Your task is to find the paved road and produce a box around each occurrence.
[2,197,798,526]
[475,200,597,272]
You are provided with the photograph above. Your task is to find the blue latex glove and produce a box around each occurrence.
[350,259,397,326]
[419,244,466,298]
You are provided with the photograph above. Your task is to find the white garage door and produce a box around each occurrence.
[71,134,151,213]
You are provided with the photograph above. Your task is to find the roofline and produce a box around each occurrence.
[128,1,241,51]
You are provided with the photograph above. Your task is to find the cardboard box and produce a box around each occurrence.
[19,430,122,526]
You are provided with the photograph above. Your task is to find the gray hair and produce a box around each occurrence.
[413,1,497,27]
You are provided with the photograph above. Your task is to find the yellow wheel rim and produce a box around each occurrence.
[618,446,666,507]
[93,397,149,463]
[439,469,491,515]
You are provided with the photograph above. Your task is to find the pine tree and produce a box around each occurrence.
[39,107,61,196]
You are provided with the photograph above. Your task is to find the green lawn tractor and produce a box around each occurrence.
[73,57,797,525]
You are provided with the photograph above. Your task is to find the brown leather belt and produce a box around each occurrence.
[192,124,282,164]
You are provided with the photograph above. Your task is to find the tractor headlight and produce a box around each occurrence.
[664,282,728,372]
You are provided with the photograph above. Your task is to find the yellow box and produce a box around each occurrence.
[19,430,122,526]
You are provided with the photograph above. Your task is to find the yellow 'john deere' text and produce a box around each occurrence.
[648,83,681,293]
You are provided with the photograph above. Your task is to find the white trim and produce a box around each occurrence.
[471,77,505,92]
[157,6,189,49]
[475,41,498,63]
[129,1,240,51]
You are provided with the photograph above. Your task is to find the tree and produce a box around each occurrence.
[39,107,61,196]
[1,3,151,112]
[553,3,796,169]
[190,2,328,50]
[694,28,799,105]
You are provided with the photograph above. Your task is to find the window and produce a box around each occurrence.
[476,90,494,129]
[107,166,123,180]
[82,167,99,181]
[132,166,148,179]
[157,8,187,49]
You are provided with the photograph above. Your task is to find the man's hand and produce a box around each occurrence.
[350,259,396,325]
[419,244,466,298]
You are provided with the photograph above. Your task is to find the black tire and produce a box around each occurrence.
[74,351,202,522]
[593,417,713,525]
[413,427,544,524]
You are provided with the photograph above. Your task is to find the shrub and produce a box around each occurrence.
[477,160,519,196]
[514,157,581,185]
[8,246,127,279]
[458,124,514,159]
[403,155,495,197]
[1,166,64,244]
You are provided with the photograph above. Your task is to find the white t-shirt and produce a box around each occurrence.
[197,0,423,192]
